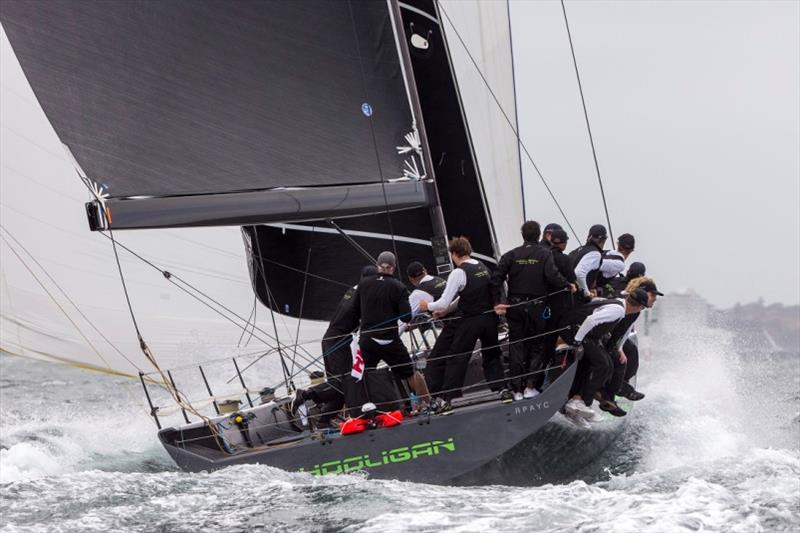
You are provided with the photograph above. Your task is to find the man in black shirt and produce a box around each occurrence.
[491,221,572,400]
[540,222,563,248]
[542,229,577,379]
[353,251,428,404]
[291,265,376,423]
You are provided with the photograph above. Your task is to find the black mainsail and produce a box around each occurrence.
[1,0,432,229]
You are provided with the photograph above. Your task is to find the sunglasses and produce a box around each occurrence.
[551,241,566,246]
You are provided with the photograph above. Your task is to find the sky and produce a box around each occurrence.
[509,0,799,308]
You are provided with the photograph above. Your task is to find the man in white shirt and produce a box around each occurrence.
[420,237,510,410]
[563,289,649,419]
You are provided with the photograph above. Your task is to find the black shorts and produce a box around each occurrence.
[359,336,414,379]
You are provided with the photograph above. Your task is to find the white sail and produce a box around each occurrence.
[0,26,325,381]
[438,0,525,254]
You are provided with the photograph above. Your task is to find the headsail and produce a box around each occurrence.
[438,0,525,253]
[1,0,430,230]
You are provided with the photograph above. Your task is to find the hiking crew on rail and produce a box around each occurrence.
[300,220,661,425]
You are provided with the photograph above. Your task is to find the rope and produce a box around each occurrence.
[250,230,293,392]
[0,226,140,371]
[94,231,317,366]
[164,361,568,446]
[141,286,571,379]
[346,0,400,266]
[560,0,614,243]
[290,247,313,377]
[437,1,580,241]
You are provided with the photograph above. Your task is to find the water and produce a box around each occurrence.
[1,321,799,532]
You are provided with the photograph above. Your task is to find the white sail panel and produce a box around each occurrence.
[0,27,326,380]
[438,0,524,254]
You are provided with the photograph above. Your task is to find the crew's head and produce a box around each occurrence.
[587,224,608,248]
[448,236,472,265]
[627,262,646,279]
[360,264,378,280]
[637,279,663,308]
[617,233,635,258]
[542,223,563,243]
[549,229,569,251]
[625,288,649,313]
[521,220,541,243]
[376,251,397,275]
[406,261,427,287]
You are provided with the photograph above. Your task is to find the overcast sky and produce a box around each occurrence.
[509,0,799,308]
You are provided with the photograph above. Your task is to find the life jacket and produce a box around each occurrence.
[566,298,624,340]
[504,242,552,298]
[417,276,447,300]
[595,251,626,290]
[457,261,492,317]
[568,243,604,289]
[339,410,404,435]
[607,311,640,349]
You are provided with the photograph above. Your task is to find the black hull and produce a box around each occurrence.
[160,364,578,484]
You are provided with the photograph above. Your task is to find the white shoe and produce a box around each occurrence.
[513,392,524,402]
[587,411,604,423]
[523,387,539,399]
[565,398,594,418]
[564,411,591,429]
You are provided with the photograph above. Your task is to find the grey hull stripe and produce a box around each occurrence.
[266,222,497,264]
[398,2,440,25]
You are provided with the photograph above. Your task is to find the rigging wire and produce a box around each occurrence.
[0,225,141,372]
[437,1,580,242]
[560,0,614,243]
[289,246,313,378]
[347,0,400,267]
[252,230,294,393]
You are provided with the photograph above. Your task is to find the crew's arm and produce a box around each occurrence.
[408,289,433,317]
[543,252,569,289]
[398,286,412,323]
[489,251,513,304]
[427,269,466,312]
[574,251,601,294]
[599,253,626,277]
[574,304,625,343]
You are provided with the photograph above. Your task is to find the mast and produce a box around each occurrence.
[387,0,452,275]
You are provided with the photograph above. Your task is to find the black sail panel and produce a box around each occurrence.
[1,0,421,209]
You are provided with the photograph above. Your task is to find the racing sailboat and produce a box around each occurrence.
[1,0,600,483]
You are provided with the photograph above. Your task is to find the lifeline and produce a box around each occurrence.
[300,438,456,476]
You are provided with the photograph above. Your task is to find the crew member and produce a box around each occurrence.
[596,233,635,297]
[562,289,649,419]
[406,261,455,398]
[570,224,609,300]
[353,251,429,405]
[540,223,563,247]
[615,277,664,401]
[491,221,572,401]
[420,237,508,411]
[542,229,577,379]
[607,261,646,297]
[291,265,376,423]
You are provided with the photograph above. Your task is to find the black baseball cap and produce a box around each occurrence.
[638,280,664,296]
[543,223,563,233]
[360,265,378,278]
[588,224,608,238]
[628,262,646,278]
[618,233,635,250]
[550,229,569,245]
[628,288,650,307]
[406,261,426,279]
